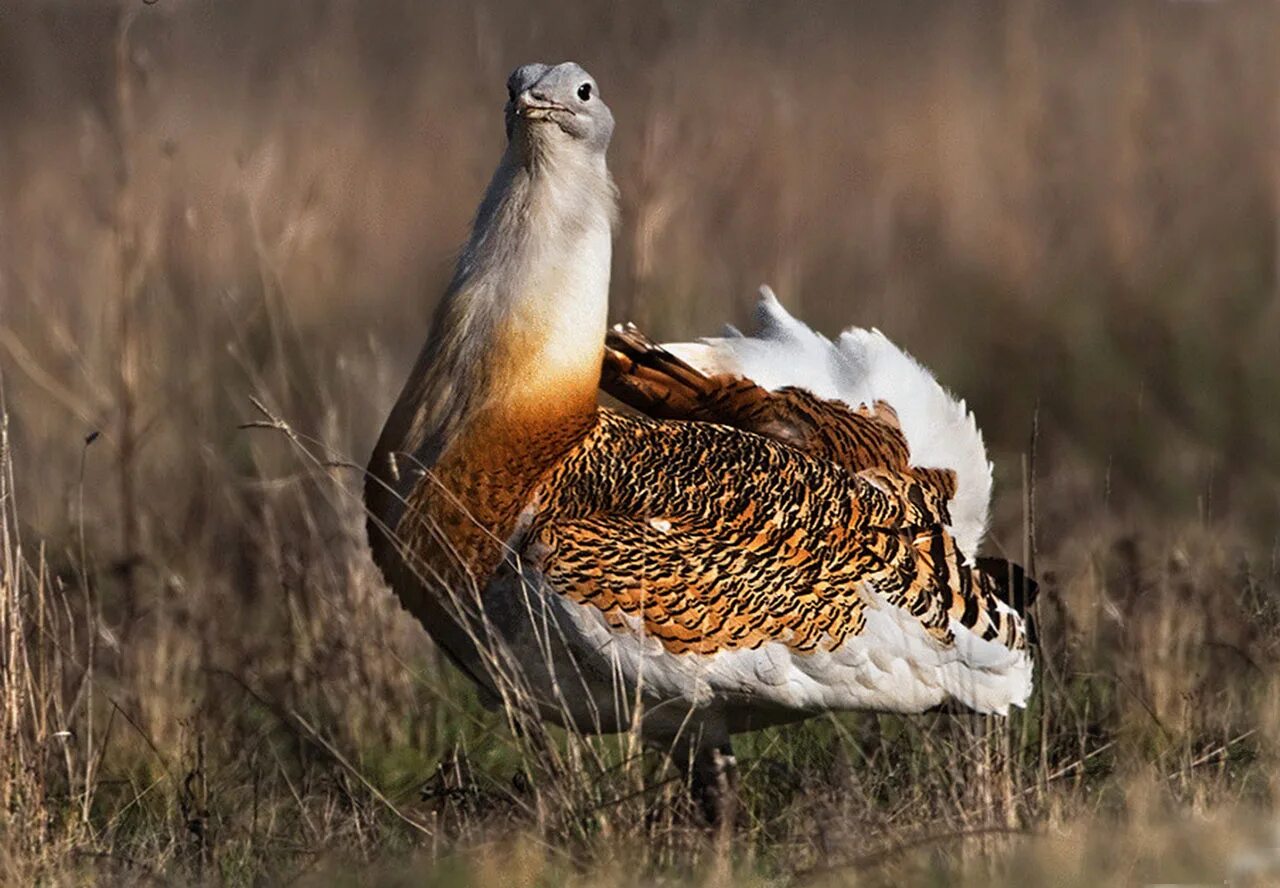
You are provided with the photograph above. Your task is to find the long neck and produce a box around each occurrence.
[453,146,615,426]
[368,144,616,531]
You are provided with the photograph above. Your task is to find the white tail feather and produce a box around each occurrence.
[663,286,994,558]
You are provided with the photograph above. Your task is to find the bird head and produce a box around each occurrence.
[504,62,614,162]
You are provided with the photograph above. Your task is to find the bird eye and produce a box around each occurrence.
[577,82,592,101]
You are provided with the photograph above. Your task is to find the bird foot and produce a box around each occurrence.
[690,743,740,832]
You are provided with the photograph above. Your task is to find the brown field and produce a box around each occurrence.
[1,0,1278,884]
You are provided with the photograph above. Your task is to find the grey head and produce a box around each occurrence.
[504,61,614,160]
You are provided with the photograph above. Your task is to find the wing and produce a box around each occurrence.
[602,323,958,502]
[524,410,1032,715]
[601,288,994,559]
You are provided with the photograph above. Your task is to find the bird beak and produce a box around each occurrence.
[515,91,570,120]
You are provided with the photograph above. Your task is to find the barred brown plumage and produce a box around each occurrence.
[603,323,959,501]
[594,328,1026,656]
[527,411,964,656]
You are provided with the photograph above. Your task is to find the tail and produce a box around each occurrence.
[975,555,1040,644]
[654,286,994,559]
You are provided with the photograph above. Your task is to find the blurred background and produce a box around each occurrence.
[1,1,1278,883]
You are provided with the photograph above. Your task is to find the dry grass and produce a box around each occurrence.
[1,0,1279,884]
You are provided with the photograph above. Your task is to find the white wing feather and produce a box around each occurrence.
[663,286,994,559]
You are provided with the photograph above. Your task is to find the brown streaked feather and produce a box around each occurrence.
[602,323,957,501]
[974,555,1039,643]
[523,410,1025,657]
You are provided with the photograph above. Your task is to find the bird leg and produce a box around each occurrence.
[680,739,740,830]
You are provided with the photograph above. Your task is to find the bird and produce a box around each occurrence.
[365,61,1037,823]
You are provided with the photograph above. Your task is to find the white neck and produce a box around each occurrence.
[377,142,617,474]
[478,149,615,406]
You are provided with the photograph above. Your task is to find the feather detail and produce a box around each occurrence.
[655,286,993,558]
[603,322,958,502]
[519,409,1033,714]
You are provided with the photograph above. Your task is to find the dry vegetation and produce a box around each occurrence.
[2,0,1279,884]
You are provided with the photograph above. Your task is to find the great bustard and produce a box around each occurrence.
[365,61,1036,821]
